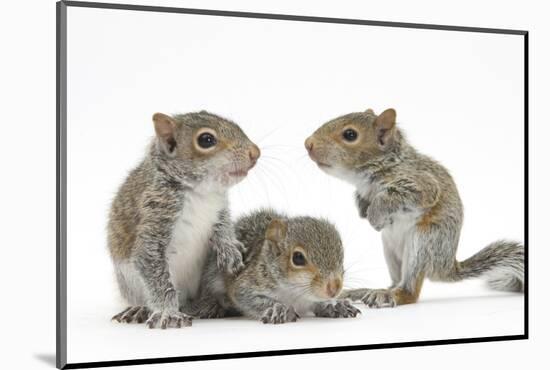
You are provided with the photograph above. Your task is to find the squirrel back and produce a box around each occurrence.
[234,208,280,262]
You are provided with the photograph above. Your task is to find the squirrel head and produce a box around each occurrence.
[152,111,260,189]
[304,108,400,184]
[264,217,344,301]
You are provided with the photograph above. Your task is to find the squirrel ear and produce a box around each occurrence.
[153,113,177,156]
[265,219,288,243]
[365,108,375,115]
[374,108,396,147]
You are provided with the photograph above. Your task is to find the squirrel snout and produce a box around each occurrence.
[325,277,343,298]
[249,144,261,164]
[304,137,314,153]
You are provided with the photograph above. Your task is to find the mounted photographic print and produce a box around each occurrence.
[57,1,528,368]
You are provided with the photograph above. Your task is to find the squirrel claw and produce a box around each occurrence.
[223,257,245,275]
[112,306,151,324]
[216,242,246,275]
[314,300,361,318]
[146,310,192,329]
[260,303,299,324]
[234,240,247,255]
[361,289,396,308]
[368,215,392,232]
[366,198,394,231]
[337,300,361,317]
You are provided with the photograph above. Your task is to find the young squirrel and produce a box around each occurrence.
[187,209,360,323]
[305,108,524,308]
[108,111,260,328]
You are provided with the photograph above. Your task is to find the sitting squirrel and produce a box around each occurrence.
[188,209,361,323]
[305,108,524,308]
[108,111,260,328]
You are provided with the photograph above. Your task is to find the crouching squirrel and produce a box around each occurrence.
[187,209,361,323]
[108,111,260,328]
[305,108,524,308]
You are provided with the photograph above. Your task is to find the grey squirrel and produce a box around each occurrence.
[187,209,361,323]
[108,111,260,328]
[305,108,524,308]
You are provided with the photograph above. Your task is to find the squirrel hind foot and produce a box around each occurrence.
[146,310,193,329]
[361,289,397,308]
[111,306,151,324]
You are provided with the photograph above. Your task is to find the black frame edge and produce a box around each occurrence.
[62,0,527,35]
[56,1,68,369]
[523,31,529,339]
[64,335,527,369]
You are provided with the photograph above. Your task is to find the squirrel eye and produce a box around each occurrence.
[292,251,306,266]
[342,128,358,142]
[197,132,217,149]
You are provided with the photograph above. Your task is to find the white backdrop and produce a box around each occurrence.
[61,4,524,362]
[64,4,525,364]
[2,0,545,369]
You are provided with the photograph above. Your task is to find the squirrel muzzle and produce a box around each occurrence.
[325,277,343,298]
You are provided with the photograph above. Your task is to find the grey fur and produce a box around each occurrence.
[108,111,259,328]
[187,209,361,324]
[305,108,524,307]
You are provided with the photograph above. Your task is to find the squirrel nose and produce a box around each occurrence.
[325,277,343,298]
[249,144,261,164]
[304,137,314,153]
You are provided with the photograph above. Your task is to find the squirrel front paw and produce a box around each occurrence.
[361,289,396,308]
[260,303,299,324]
[314,300,361,318]
[216,240,246,275]
[145,310,193,329]
[112,306,151,324]
[366,202,393,231]
[354,192,370,219]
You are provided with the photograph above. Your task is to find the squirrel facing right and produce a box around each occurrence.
[305,108,524,308]
[188,209,360,323]
[108,111,259,328]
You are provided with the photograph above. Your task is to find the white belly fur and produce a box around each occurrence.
[167,190,226,304]
[381,210,421,257]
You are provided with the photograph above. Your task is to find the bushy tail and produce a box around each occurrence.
[451,240,524,292]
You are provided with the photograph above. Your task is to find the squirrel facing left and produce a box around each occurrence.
[305,108,524,308]
[108,111,260,329]
[188,209,361,324]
